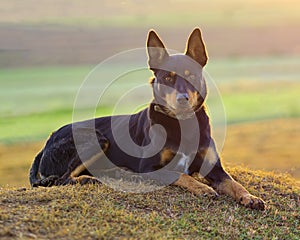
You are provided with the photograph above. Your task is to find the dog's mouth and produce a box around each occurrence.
[172,106,195,120]
[154,103,202,120]
[153,90,205,120]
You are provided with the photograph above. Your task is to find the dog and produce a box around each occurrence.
[29,28,265,210]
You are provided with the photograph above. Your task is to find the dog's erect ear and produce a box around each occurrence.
[147,30,169,70]
[185,28,208,67]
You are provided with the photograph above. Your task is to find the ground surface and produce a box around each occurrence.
[1,1,299,238]
[0,167,299,239]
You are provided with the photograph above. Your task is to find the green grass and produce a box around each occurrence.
[1,57,300,144]
[0,66,90,116]
[220,84,300,123]
[0,167,299,239]
[0,107,117,144]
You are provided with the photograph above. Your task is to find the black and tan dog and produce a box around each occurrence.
[29,28,265,210]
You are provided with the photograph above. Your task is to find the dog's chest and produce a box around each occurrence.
[176,153,193,174]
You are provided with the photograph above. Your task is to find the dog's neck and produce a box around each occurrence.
[148,102,210,152]
[148,102,209,130]
[149,102,178,124]
[151,103,203,120]
[153,104,171,117]
[149,102,204,125]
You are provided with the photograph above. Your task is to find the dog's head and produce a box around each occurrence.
[147,28,208,120]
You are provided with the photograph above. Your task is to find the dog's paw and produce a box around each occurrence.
[77,175,102,185]
[61,175,102,185]
[195,185,219,198]
[33,175,59,187]
[239,194,265,210]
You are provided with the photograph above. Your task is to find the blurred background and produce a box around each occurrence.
[0,0,299,187]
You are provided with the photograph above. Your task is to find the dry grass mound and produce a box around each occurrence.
[1,167,299,239]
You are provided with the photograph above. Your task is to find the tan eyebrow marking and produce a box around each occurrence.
[189,74,195,80]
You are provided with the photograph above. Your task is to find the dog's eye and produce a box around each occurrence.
[189,74,196,80]
[164,76,175,83]
[184,70,196,81]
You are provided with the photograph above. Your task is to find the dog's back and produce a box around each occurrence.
[28,28,265,210]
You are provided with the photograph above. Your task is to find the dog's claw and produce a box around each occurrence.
[32,182,40,188]
[213,192,219,199]
[240,194,265,210]
[197,186,219,199]
[33,175,59,187]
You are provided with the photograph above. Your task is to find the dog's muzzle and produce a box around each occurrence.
[176,93,189,105]
[154,104,196,120]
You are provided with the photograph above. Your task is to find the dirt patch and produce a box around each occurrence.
[0,142,43,187]
[222,118,300,179]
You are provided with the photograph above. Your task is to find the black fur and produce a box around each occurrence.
[29,28,231,188]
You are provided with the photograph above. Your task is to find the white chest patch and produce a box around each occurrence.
[176,153,192,174]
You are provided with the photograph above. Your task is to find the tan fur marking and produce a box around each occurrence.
[165,92,177,109]
[205,147,218,164]
[71,151,106,178]
[187,89,198,108]
[173,174,217,197]
[184,70,190,76]
[72,175,101,185]
[149,77,155,84]
[160,148,175,166]
[170,71,176,77]
[217,178,265,210]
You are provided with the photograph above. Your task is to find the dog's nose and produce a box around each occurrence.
[176,93,189,104]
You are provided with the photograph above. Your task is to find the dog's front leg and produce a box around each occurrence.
[216,176,265,210]
[173,173,218,197]
[202,144,265,210]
